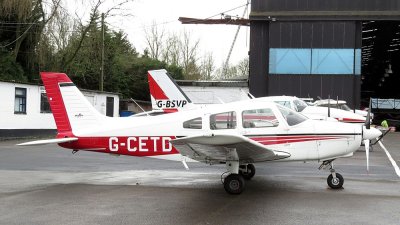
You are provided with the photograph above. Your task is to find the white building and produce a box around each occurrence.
[0,80,119,138]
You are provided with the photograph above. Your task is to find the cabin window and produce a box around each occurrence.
[242,108,279,128]
[14,87,27,114]
[210,111,236,130]
[183,117,202,129]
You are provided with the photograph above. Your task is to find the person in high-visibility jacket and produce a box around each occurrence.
[381,120,389,128]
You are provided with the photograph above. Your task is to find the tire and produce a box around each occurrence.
[240,164,256,180]
[224,174,245,194]
[327,173,344,189]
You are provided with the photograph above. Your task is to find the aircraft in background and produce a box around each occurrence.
[147,69,368,124]
[313,98,372,119]
[18,72,382,194]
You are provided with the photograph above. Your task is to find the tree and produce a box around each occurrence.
[215,57,249,80]
[162,32,180,66]
[200,52,215,80]
[0,51,25,81]
[236,57,249,78]
[180,30,201,80]
[144,21,165,60]
[0,0,61,81]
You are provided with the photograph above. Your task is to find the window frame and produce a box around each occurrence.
[14,87,27,114]
[40,88,52,113]
[210,111,237,130]
[242,108,279,129]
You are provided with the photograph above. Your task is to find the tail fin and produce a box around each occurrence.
[148,69,195,112]
[41,72,104,136]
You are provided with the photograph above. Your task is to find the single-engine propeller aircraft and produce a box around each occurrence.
[19,72,382,194]
[147,69,367,124]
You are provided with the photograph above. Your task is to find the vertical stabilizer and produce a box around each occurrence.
[148,69,195,112]
[41,72,104,136]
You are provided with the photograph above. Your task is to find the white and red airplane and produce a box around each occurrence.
[19,72,382,194]
[147,69,367,124]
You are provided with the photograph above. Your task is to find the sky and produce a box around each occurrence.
[100,0,250,66]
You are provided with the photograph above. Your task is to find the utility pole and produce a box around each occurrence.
[100,13,105,91]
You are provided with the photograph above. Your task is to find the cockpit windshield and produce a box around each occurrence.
[277,105,308,126]
[293,99,308,112]
[340,104,352,111]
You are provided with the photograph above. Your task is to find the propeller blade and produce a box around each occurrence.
[365,98,371,129]
[364,139,370,172]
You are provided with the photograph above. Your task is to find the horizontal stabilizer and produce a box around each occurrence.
[17,137,78,146]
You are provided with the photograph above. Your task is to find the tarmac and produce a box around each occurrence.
[0,133,399,225]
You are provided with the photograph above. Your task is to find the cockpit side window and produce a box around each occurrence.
[183,117,202,129]
[277,105,308,126]
[210,111,236,130]
[242,108,279,128]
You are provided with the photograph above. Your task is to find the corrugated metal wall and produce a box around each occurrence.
[247,0,399,107]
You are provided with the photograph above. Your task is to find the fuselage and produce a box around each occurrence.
[60,98,363,163]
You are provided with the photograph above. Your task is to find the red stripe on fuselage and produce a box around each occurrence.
[250,135,347,145]
[59,136,179,156]
[336,118,365,123]
[163,108,179,113]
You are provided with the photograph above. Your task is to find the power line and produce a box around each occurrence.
[0,23,35,48]
[0,22,37,25]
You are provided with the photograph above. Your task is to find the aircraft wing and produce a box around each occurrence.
[17,137,78,146]
[170,134,290,164]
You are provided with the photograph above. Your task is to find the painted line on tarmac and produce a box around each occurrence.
[378,141,400,178]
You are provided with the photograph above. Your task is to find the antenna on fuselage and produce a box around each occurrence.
[328,95,331,117]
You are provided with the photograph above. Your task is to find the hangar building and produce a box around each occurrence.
[249,0,400,108]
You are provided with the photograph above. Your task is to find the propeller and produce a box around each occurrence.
[364,139,370,172]
[363,98,375,172]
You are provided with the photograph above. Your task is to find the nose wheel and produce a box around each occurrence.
[327,172,344,189]
[319,160,344,189]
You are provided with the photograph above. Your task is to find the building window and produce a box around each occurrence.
[210,111,236,130]
[40,92,51,113]
[14,87,27,114]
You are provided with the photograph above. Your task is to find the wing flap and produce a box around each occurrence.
[171,134,290,164]
[17,137,78,146]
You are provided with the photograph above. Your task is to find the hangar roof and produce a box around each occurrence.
[250,0,400,21]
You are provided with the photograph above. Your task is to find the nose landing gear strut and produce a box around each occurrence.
[319,160,344,189]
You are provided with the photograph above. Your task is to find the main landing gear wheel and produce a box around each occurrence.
[240,164,256,180]
[224,174,245,194]
[327,173,344,189]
